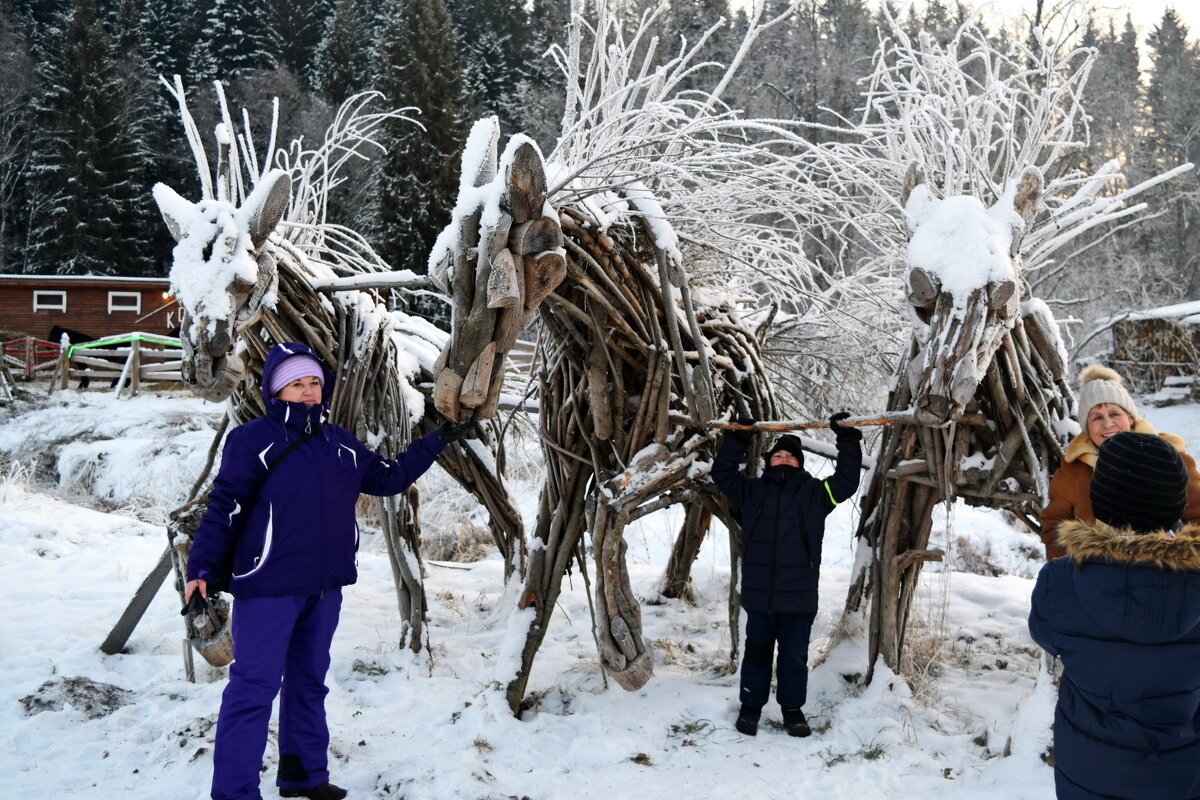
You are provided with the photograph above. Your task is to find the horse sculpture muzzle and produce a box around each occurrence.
[907,268,1018,426]
[179,315,244,402]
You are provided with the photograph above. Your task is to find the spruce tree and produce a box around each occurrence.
[367,0,466,276]
[0,5,34,271]
[139,0,190,78]
[1078,15,1141,172]
[448,0,530,130]
[25,0,157,275]
[506,0,567,148]
[1142,9,1200,298]
[190,0,277,83]
[270,0,334,89]
[312,0,375,103]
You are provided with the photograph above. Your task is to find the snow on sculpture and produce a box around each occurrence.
[152,79,523,664]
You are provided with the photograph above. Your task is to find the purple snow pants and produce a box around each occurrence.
[211,590,342,800]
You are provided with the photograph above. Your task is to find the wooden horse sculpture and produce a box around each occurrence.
[429,117,777,714]
[152,85,523,664]
[843,165,1074,677]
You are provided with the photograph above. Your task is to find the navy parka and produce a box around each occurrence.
[712,434,862,614]
[1029,520,1200,800]
[186,342,446,598]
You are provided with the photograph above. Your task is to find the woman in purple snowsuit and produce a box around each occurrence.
[184,342,472,800]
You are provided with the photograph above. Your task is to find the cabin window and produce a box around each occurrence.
[108,292,141,314]
[33,291,66,312]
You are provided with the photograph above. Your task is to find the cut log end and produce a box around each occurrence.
[434,367,464,421]
[459,342,497,408]
[523,251,567,312]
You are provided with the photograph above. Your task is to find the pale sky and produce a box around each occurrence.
[963,0,1200,41]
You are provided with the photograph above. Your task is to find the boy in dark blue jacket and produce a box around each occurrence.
[184,342,472,800]
[712,413,862,737]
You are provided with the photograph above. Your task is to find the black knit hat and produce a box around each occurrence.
[767,434,805,468]
[1090,432,1188,534]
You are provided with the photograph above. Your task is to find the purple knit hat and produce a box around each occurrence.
[269,355,325,396]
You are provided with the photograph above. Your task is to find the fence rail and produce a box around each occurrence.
[52,331,184,397]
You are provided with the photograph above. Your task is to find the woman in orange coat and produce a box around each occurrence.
[1040,364,1200,559]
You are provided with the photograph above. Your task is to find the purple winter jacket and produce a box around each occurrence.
[186,342,445,598]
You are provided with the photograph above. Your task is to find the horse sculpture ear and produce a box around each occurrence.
[244,170,292,250]
[901,162,924,208]
[1013,168,1043,235]
[151,183,191,243]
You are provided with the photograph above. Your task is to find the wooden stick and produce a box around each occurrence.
[700,411,987,432]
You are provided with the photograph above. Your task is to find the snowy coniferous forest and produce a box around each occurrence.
[2,0,1199,335]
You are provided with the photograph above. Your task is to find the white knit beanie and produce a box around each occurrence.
[1077,364,1138,422]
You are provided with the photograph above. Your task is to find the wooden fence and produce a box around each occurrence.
[1,336,61,380]
[53,332,183,397]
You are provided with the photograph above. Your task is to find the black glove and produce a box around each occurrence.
[436,419,477,443]
[829,411,862,443]
[730,416,756,446]
[180,591,208,617]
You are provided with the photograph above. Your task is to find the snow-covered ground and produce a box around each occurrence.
[3,385,1193,799]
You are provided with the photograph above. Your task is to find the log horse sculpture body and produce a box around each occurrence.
[843,166,1075,677]
[430,118,777,713]
[151,95,523,666]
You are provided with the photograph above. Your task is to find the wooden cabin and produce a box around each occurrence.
[0,274,178,341]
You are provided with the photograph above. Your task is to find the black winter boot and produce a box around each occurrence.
[735,704,761,736]
[782,707,811,738]
[280,783,348,800]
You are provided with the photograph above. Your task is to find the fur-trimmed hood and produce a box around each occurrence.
[1059,519,1200,569]
[1063,417,1189,467]
[1056,519,1200,644]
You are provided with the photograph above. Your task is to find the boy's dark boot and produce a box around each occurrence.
[735,704,761,736]
[782,707,811,738]
[280,783,348,800]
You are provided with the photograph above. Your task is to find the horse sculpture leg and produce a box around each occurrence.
[591,502,653,691]
[659,503,713,602]
[377,493,426,652]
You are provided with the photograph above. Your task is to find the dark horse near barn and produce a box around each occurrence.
[48,326,126,389]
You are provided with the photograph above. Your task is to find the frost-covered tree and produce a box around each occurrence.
[312,0,376,103]
[269,0,333,89]
[367,0,466,274]
[0,5,33,271]
[1078,15,1141,171]
[671,0,736,79]
[190,0,277,83]
[503,0,567,149]
[25,0,156,276]
[449,0,530,130]
[133,0,192,78]
[1141,8,1200,298]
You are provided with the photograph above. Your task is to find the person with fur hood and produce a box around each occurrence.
[1028,431,1200,799]
[183,342,474,800]
[1039,364,1200,559]
[712,414,863,739]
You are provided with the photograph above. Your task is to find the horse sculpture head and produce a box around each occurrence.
[152,171,292,402]
[902,165,1042,425]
